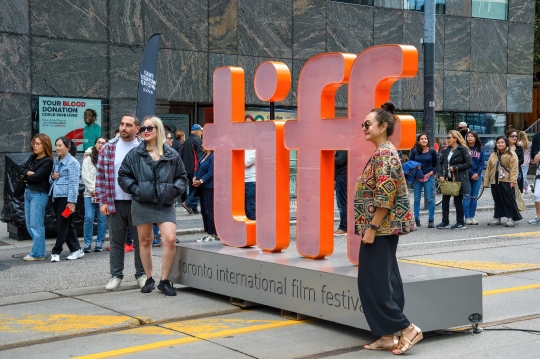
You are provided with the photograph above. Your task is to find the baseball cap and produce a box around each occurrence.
[458,122,467,128]
[192,124,203,131]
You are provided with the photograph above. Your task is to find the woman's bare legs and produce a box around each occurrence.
[158,222,177,280]
[136,223,153,278]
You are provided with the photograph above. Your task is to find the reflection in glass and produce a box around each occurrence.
[472,0,508,21]
[403,0,446,14]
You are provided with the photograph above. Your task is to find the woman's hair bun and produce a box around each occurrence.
[381,101,396,114]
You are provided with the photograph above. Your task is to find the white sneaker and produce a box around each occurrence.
[136,275,147,289]
[203,235,216,242]
[67,249,84,260]
[470,218,478,225]
[465,218,473,225]
[528,218,540,224]
[505,219,515,227]
[197,235,210,242]
[105,277,122,291]
[50,254,60,262]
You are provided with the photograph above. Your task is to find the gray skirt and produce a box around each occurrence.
[131,200,176,226]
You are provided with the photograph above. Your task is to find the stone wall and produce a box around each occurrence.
[0,0,535,208]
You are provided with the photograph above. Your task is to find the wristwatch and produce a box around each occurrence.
[200,179,204,184]
[369,224,379,231]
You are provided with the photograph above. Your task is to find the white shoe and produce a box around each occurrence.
[505,219,515,227]
[67,249,84,260]
[136,275,147,289]
[50,254,60,262]
[105,277,122,291]
[197,235,210,242]
[465,218,473,225]
[203,235,216,242]
[470,218,478,225]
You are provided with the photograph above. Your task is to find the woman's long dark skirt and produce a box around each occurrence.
[491,182,522,221]
[357,234,410,337]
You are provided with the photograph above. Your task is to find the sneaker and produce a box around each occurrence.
[203,235,216,242]
[197,235,210,242]
[465,218,473,225]
[50,254,60,262]
[152,238,162,247]
[436,223,450,229]
[158,279,177,296]
[181,202,194,214]
[141,277,155,293]
[415,219,421,227]
[528,218,540,224]
[505,219,515,227]
[67,249,84,260]
[136,274,147,289]
[105,277,122,291]
[175,237,180,244]
[488,218,502,226]
[95,243,103,252]
[428,220,435,228]
[23,255,45,261]
[470,218,479,225]
[334,229,347,235]
[451,223,467,230]
[124,243,134,253]
[83,244,92,253]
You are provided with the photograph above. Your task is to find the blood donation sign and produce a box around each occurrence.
[38,96,103,151]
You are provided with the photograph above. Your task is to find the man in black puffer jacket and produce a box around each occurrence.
[181,124,204,214]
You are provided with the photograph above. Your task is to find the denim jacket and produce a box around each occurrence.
[49,153,80,203]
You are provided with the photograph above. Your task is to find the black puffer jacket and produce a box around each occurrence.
[118,142,188,206]
[437,144,472,195]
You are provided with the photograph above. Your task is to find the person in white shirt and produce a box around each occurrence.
[245,150,256,220]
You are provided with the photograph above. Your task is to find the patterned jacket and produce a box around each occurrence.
[95,136,142,213]
[354,141,416,236]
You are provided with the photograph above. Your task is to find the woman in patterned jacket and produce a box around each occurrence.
[355,102,421,355]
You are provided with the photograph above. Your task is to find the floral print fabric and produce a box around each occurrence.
[354,141,416,236]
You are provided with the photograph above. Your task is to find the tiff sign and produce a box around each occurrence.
[204,45,418,265]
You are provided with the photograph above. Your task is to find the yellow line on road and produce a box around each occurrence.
[73,318,311,359]
[483,283,540,296]
[399,259,540,272]
[0,314,138,333]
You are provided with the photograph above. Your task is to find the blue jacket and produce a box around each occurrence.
[49,153,80,203]
[403,160,424,184]
[194,152,214,188]
[467,146,485,179]
[409,148,438,175]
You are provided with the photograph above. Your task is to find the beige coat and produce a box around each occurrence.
[483,149,519,186]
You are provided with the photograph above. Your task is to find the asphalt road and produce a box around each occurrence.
[0,192,539,358]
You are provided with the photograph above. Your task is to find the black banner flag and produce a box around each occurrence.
[136,33,161,120]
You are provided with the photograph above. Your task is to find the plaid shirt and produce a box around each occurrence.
[95,136,142,213]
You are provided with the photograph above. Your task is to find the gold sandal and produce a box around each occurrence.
[364,334,399,351]
[393,324,423,355]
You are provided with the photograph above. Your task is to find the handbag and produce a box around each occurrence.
[439,176,461,196]
[514,185,526,212]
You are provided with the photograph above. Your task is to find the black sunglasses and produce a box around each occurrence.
[140,126,156,133]
[447,136,454,139]
[361,121,374,130]
[509,135,518,138]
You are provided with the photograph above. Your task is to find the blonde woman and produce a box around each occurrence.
[118,116,188,296]
[437,130,472,230]
[518,131,531,193]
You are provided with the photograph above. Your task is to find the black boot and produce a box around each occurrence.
[415,218,421,227]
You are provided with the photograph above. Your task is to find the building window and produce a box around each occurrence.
[472,0,508,21]
[403,0,445,14]
[329,0,374,5]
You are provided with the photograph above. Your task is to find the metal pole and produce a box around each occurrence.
[270,102,275,121]
[424,0,436,211]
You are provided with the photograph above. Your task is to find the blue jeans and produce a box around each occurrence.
[185,173,200,212]
[245,182,256,220]
[463,175,483,219]
[84,197,107,246]
[413,176,435,221]
[335,178,347,231]
[24,189,49,258]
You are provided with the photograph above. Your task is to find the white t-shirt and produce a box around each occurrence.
[114,138,140,200]
[447,150,454,178]
[245,150,256,183]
